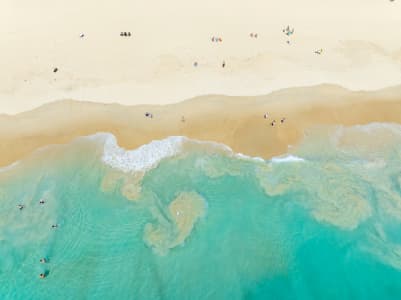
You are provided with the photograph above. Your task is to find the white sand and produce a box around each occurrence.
[1,0,401,114]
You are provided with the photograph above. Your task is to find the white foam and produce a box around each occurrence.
[235,152,265,163]
[102,135,187,173]
[350,122,401,134]
[330,123,401,142]
[100,134,267,173]
[0,161,20,173]
[271,155,305,163]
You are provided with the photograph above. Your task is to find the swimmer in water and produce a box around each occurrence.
[39,273,46,279]
[17,204,24,210]
[40,258,47,263]
[51,224,58,229]
[39,199,45,204]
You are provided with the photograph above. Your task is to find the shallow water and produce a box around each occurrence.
[1,123,401,299]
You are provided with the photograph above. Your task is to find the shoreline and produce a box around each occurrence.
[1,84,400,168]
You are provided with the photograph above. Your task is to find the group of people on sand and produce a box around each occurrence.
[17,198,58,279]
[314,48,323,55]
[144,112,187,123]
[264,113,286,127]
[120,32,132,37]
[211,36,223,43]
[282,26,295,36]
[249,33,258,38]
[282,25,295,45]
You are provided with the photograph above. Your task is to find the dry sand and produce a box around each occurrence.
[1,0,401,114]
[1,84,400,168]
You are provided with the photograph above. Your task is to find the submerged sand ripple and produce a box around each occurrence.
[101,170,143,201]
[144,191,206,255]
[257,161,372,230]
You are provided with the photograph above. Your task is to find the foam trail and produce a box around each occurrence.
[102,135,186,173]
[271,155,305,163]
[0,161,19,173]
[100,134,265,173]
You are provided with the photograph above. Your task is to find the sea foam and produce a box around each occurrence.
[100,133,265,173]
[271,155,305,163]
[0,161,19,173]
[102,135,186,173]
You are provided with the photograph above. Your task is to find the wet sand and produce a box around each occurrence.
[1,84,401,168]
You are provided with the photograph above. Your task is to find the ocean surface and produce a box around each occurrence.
[1,123,401,300]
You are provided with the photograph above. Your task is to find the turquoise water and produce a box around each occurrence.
[1,124,401,299]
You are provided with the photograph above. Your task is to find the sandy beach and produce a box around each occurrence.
[4,1,401,298]
[1,0,401,114]
[1,0,401,166]
[0,84,400,168]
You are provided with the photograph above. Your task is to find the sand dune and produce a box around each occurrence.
[0,84,400,168]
